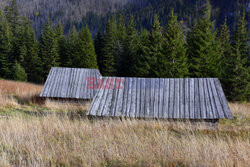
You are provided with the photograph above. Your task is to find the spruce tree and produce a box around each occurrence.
[39,19,59,81]
[162,9,189,78]
[130,29,151,77]
[55,22,66,67]
[230,12,249,101]
[19,18,43,83]
[149,15,164,77]
[101,18,118,76]
[4,0,22,64]
[4,0,19,33]
[0,12,12,79]
[218,18,234,98]
[78,25,98,69]
[117,14,127,75]
[13,61,27,82]
[121,15,139,77]
[94,30,104,71]
[65,27,79,67]
[187,2,221,78]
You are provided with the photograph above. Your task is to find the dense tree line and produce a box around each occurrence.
[0,1,249,101]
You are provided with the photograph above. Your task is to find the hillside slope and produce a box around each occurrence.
[0,0,249,34]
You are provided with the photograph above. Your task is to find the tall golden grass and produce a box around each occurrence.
[0,115,249,166]
[0,80,249,166]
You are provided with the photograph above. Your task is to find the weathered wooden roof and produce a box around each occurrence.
[87,77,233,119]
[40,67,102,99]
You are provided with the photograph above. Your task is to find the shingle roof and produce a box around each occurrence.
[40,67,102,99]
[87,77,233,119]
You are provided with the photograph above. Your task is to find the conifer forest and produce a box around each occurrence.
[0,0,249,101]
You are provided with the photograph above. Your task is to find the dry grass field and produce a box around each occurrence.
[0,80,249,167]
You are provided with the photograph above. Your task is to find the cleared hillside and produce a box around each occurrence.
[0,0,248,34]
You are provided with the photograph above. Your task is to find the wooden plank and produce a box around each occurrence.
[42,68,54,97]
[203,78,213,119]
[194,78,201,119]
[149,78,155,118]
[144,78,151,118]
[55,67,65,98]
[110,78,120,117]
[89,69,95,98]
[125,78,133,117]
[189,78,195,119]
[88,78,106,116]
[85,69,91,99]
[90,69,98,98]
[173,79,180,118]
[75,69,83,99]
[214,78,233,119]
[80,69,87,99]
[96,77,109,116]
[163,79,169,118]
[93,69,101,97]
[153,78,160,119]
[76,68,83,99]
[184,78,190,118]
[61,68,70,98]
[135,78,141,118]
[70,68,78,98]
[179,79,185,119]
[129,78,137,118]
[199,78,206,119]
[209,79,225,119]
[64,68,71,98]
[121,78,128,117]
[115,77,125,117]
[46,67,56,97]
[40,68,53,97]
[102,78,115,117]
[49,67,60,97]
[66,68,74,98]
[158,79,164,118]
[168,78,175,118]
[140,78,146,118]
[207,78,217,119]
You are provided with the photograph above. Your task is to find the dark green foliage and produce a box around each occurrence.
[0,12,12,78]
[100,18,118,76]
[94,30,105,71]
[65,27,79,67]
[78,26,98,69]
[162,9,189,78]
[4,0,19,34]
[116,14,127,76]
[19,19,43,83]
[39,19,59,81]
[130,29,151,77]
[187,3,221,78]
[230,12,249,101]
[121,16,139,77]
[4,0,22,65]
[13,61,27,82]
[218,18,233,99]
[148,15,164,77]
[55,22,66,67]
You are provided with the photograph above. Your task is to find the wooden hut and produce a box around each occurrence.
[40,67,102,101]
[87,77,233,125]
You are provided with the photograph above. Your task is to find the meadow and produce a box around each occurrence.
[0,80,249,167]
